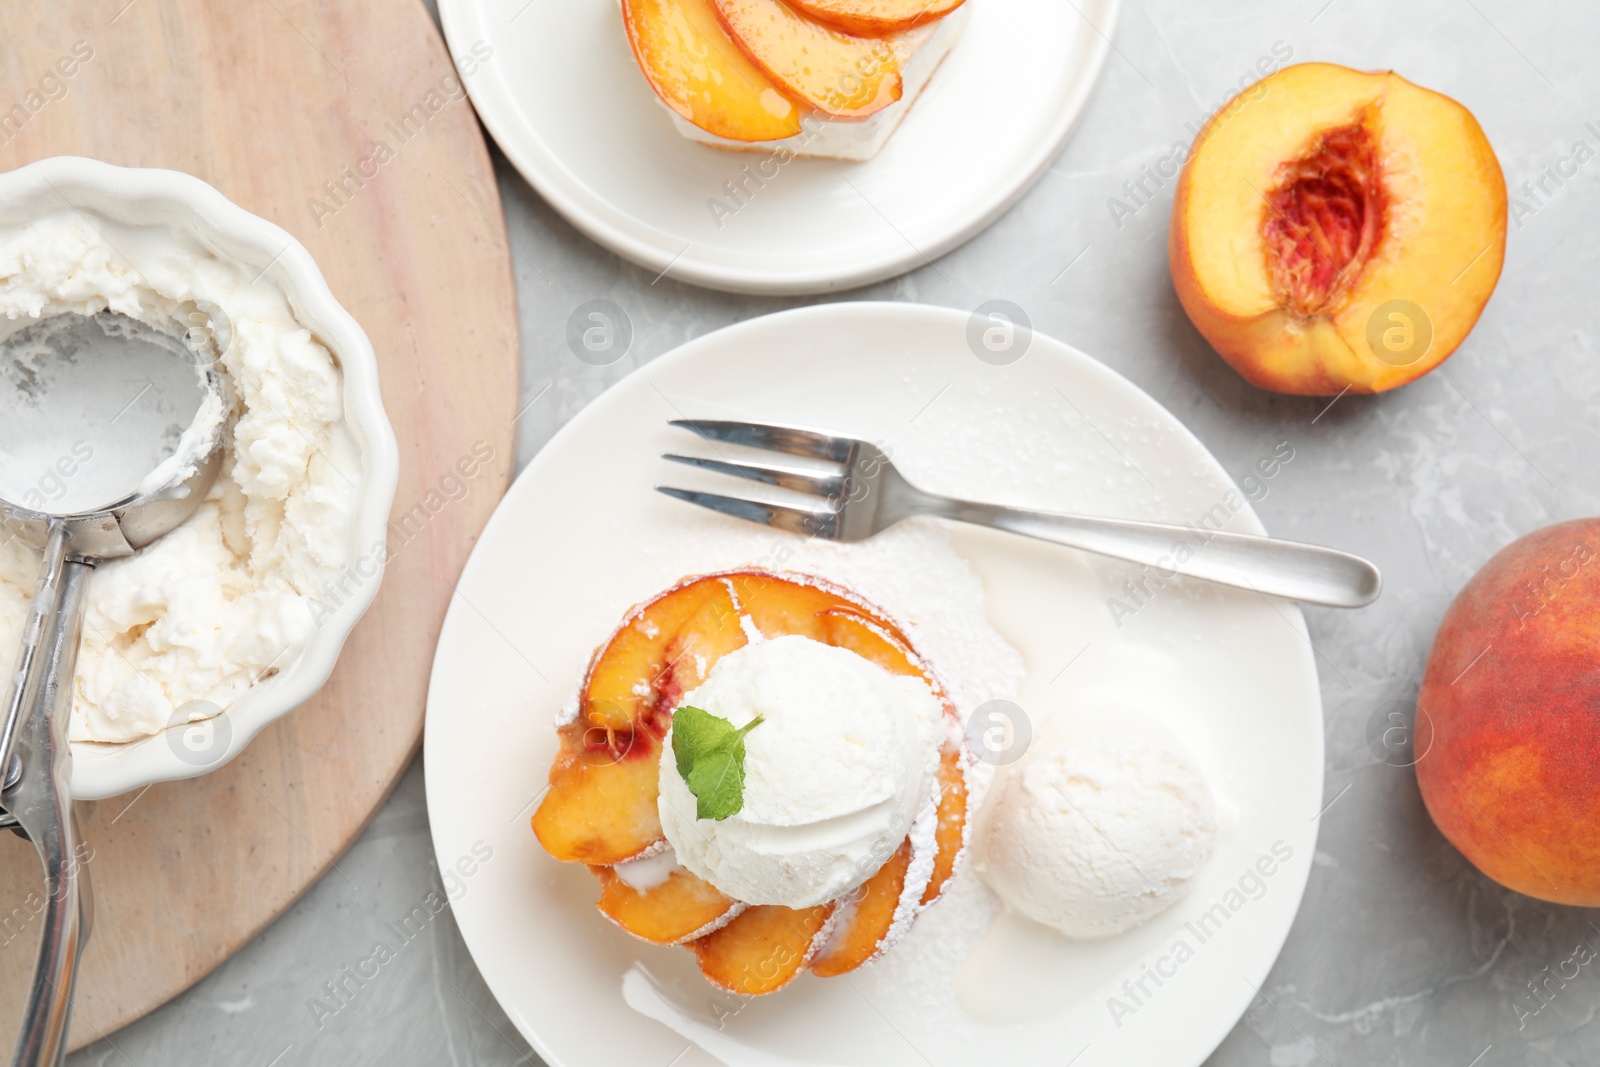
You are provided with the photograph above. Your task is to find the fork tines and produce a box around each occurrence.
[655,419,852,539]
[665,419,854,462]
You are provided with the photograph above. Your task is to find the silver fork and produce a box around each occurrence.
[657,419,1380,608]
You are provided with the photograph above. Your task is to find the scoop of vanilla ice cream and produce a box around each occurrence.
[659,634,944,909]
[0,212,358,743]
[978,735,1217,938]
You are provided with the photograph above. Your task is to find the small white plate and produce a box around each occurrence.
[438,0,1119,294]
[424,303,1324,1067]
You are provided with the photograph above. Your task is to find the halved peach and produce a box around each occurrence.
[713,0,901,118]
[1169,63,1506,395]
[785,0,964,36]
[691,903,836,995]
[593,864,744,944]
[810,841,914,977]
[622,0,804,142]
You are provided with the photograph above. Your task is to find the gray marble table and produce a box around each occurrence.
[64,0,1600,1063]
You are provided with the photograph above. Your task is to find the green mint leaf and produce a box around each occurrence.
[670,706,764,821]
[671,705,727,779]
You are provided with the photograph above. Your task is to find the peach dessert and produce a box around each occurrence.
[620,0,969,160]
[531,570,973,994]
[1169,63,1507,395]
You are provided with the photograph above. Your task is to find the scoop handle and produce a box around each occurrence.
[0,527,68,790]
[2,526,93,1067]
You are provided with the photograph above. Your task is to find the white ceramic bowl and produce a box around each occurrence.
[0,156,400,801]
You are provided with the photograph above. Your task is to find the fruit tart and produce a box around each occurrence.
[531,570,973,995]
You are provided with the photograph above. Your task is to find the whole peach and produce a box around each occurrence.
[1416,520,1600,904]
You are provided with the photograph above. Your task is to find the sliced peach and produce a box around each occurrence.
[810,841,913,977]
[622,0,804,142]
[691,903,836,995]
[534,569,975,982]
[592,864,744,944]
[785,0,964,36]
[585,576,730,733]
[659,580,748,706]
[922,742,967,905]
[821,606,924,678]
[533,576,731,864]
[734,573,863,641]
[1169,63,1506,395]
[533,748,665,866]
[713,0,901,118]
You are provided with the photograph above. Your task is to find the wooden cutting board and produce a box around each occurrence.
[0,0,518,1050]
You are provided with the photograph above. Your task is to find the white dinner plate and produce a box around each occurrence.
[424,302,1324,1067]
[437,0,1119,294]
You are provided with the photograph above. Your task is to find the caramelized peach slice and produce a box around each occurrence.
[691,903,836,995]
[660,580,748,704]
[810,841,914,977]
[821,606,924,677]
[922,742,967,905]
[593,864,744,944]
[733,573,871,641]
[786,0,965,35]
[533,577,731,864]
[533,747,665,866]
[534,568,975,983]
[584,577,731,734]
[1170,63,1506,395]
[622,0,804,142]
[713,0,901,118]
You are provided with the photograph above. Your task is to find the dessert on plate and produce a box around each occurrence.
[620,0,970,160]
[531,569,972,994]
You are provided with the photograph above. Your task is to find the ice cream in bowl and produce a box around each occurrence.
[0,156,399,800]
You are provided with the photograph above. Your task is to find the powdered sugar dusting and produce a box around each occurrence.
[554,685,581,728]
[879,779,942,957]
[860,863,1004,1025]
[675,902,746,944]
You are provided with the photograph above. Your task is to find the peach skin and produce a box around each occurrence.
[1415,520,1600,905]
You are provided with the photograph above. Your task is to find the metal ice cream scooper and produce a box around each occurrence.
[0,308,230,1067]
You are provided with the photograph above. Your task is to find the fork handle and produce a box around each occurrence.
[928,499,1380,608]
